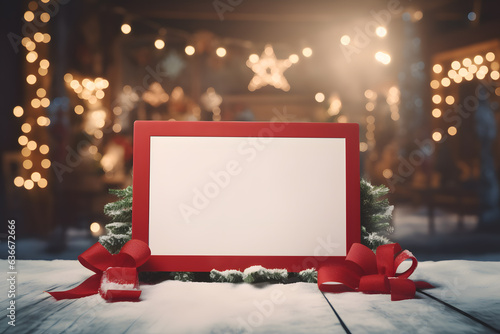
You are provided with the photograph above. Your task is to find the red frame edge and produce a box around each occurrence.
[132,121,360,272]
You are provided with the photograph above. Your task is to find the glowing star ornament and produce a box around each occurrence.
[247,44,293,92]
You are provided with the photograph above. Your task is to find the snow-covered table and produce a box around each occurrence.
[1,260,499,333]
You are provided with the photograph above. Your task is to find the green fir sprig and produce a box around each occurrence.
[98,186,133,254]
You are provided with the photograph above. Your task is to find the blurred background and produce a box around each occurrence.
[1,0,499,261]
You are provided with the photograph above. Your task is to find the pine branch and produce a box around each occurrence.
[99,186,133,253]
[360,178,393,250]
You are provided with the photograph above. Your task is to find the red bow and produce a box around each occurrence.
[47,239,150,301]
[318,243,433,301]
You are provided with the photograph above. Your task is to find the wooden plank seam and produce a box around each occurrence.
[321,291,352,334]
[416,290,500,334]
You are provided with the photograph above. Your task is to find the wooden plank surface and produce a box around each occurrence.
[324,260,500,333]
[0,260,499,333]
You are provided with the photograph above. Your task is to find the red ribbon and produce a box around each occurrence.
[47,239,150,301]
[318,243,433,301]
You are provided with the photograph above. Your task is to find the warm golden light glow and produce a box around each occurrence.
[391,113,400,121]
[364,90,376,99]
[39,59,50,69]
[24,179,34,190]
[315,92,325,103]
[24,11,34,22]
[38,67,48,76]
[432,94,442,104]
[154,39,165,49]
[462,58,472,67]
[38,178,48,188]
[26,41,36,51]
[36,88,46,98]
[365,102,375,111]
[37,116,50,126]
[40,12,50,23]
[89,145,98,154]
[90,222,101,233]
[340,35,350,46]
[445,95,455,105]
[13,106,24,117]
[474,55,483,65]
[41,98,50,108]
[94,129,103,139]
[485,52,495,62]
[359,142,368,152]
[374,51,391,65]
[18,135,28,146]
[454,75,463,83]
[26,51,38,63]
[41,159,51,169]
[34,32,44,43]
[288,54,299,64]
[413,10,423,21]
[491,71,499,80]
[43,33,51,43]
[441,78,451,87]
[337,115,348,123]
[451,61,460,70]
[302,47,313,58]
[432,131,442,142]
[216,47,227,57]
[382,169,393,179]
[458,68,468,77]
[64,73,73,82]
[375,26,387,38]
[31,172,41,182]
[432,108,441,118]
[27,140,37,150]
[185,45,195,55]
[433,64,442,73]
[23,160,33,170]
[448,126,457,136]
[21,147,31,157]
[74,105,84,115]
[14,176,24,187]
[39,144,49,154]
[430,80,439,89]
[112,123,122,133]
[21,123,31,133]
[31,98,41,108]
[248,54,259,63]
[121,23,131,34]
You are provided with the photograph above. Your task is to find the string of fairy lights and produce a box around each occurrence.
[11,4,413,191]
[12,1,53,191]
[430,50,499,142]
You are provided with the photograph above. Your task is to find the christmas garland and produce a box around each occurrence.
[99,178,393,283]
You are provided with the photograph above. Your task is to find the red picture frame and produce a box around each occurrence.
[132,121,360,272]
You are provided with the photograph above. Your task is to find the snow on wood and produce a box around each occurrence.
[0,259,498,333]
